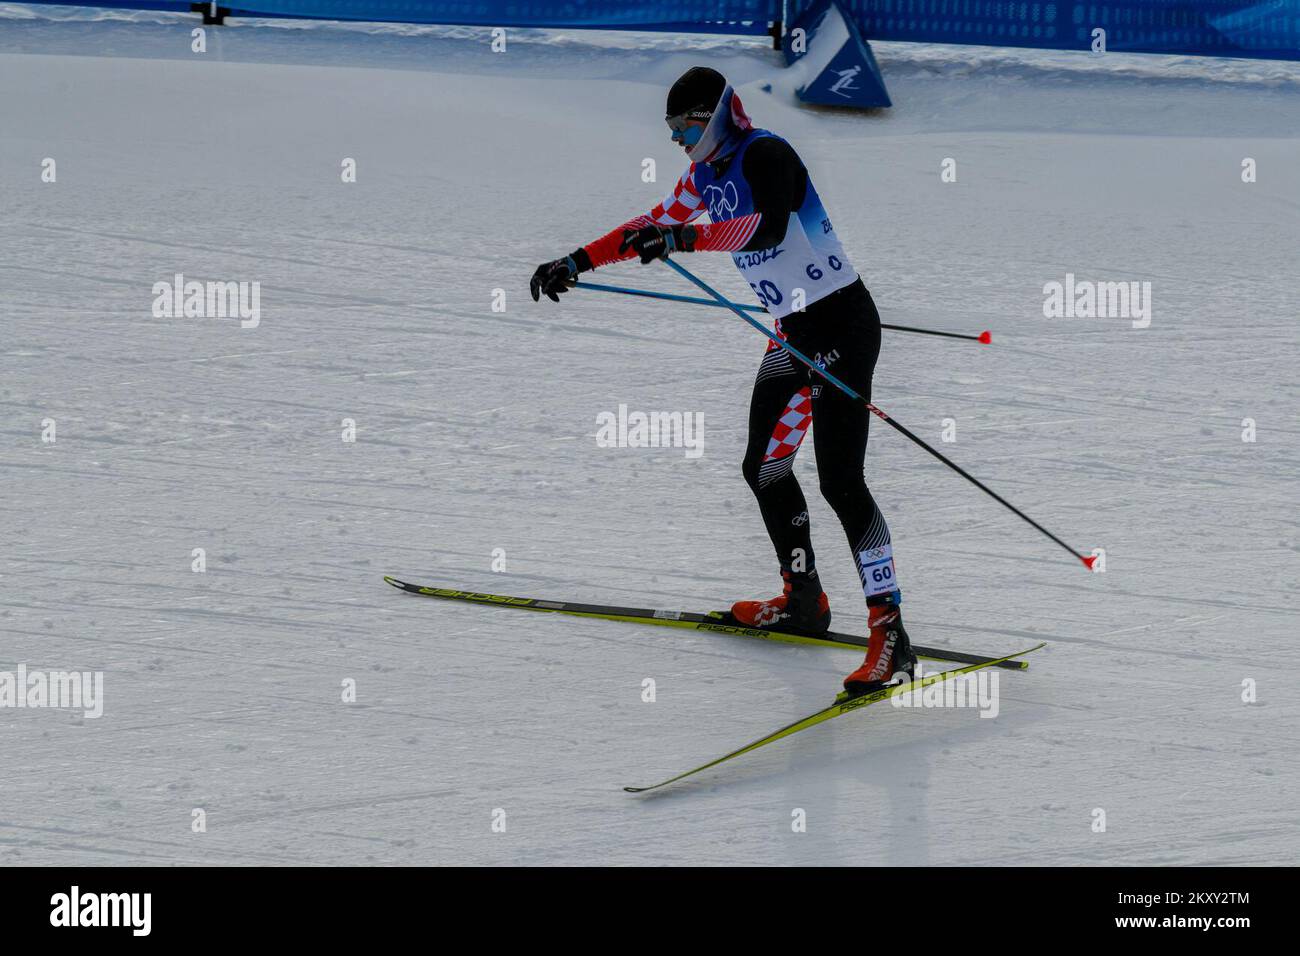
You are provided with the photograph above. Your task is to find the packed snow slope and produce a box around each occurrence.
[1,10,1298,865]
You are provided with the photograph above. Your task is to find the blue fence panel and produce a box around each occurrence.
[233,1,773,31]
[26,1,194,10]
[14,0,780,33]
[13,0,1298,57]
[798,1,1300,59]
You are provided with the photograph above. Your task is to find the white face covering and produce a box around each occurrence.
[688,85,740,164]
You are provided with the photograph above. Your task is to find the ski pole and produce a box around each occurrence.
[567,277,990,343]
[571,277,767,313]
[660,257,1095,570]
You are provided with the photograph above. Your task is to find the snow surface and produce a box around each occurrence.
[1,8,1298,866]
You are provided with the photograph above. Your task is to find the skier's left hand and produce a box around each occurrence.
[619,225,695,264]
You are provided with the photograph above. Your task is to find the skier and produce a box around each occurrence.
[529,66,914,696]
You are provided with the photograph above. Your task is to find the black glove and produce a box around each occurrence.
[530,249,592,303]
[619,225,697,264]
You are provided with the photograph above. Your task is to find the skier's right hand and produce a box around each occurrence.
[530,249,591,303]
[530,257,574,303]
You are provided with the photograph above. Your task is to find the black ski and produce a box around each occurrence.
[383,577,1029,670]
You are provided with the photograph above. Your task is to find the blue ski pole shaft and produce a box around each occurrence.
[569,276,989,342]
[569,277,766,313]
[660,257,1092,569]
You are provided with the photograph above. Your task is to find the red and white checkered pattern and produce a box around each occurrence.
[651,167,705,226]
[765,316,788,353]
[584,166,706,268]
[763,387,812,461]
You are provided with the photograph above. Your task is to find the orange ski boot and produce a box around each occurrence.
[728,570,831,635]
[842,599,916,696]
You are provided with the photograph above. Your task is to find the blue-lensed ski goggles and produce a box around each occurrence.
[666,112,708,146]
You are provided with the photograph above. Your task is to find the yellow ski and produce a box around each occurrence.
[624,643,1045,793]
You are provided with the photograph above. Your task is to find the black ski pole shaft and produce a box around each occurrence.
[660,257,1094,569]
[862,403,1093,567]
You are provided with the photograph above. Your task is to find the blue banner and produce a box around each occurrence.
[15,0,780,33]
[232,1,774,31]
[13,0,1299,57]
[808,1,1300,60]
[785,0,893,106]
